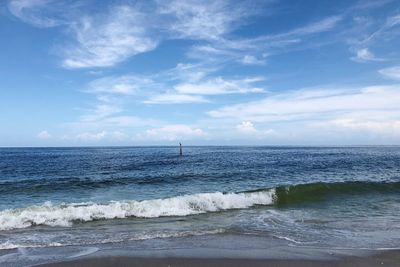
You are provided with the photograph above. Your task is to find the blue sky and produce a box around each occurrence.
[1,0,400,146]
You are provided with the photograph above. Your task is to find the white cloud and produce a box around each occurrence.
[248,15,343,45]
[283,16,343,36]
[37,130,51,139]
[351,48,383,62]
[342,11,400,69]
[187,44,238,60]
[386,14,400,28]
[164,63,218,83]
[379,66,400,80]
[87,75,154,95]
[200,85,400,143]
[9,1,345,71]
[141,124,206,141]
[240,55,266,65]
[8,0,65,27]
[78,75,161,128]
[144,94,209,104]
[314,109,400,137]
[175,77,265,95]
[62,5,158,69]
[76,131,106,142]
[354,13,400,46]
[139,65,267,103]
[79,104,122,122]
[157,0,250,40]
[236,121,275,137]
[71,131,134,142]
[209,85,400,123]
[236,121,257,134]
[326,118,400,135]
[187,15,342,64]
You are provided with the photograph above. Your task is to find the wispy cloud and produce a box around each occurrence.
[91,64,267,104]
[350,48,383,62]
[9,0,344,70]
[62,5,158,69]
[232,15,342,48]
[346,11,400,62]
[320,117,400,136]
[379,66,400,80]
[162,63,220,83]
[156,0,254,40]
[87,75,154,95]
[8,0,68,27]
[142,69,266,104]
[361,14,400,44]
[279,15,343,36]
[144,94,209,104]
[174,77,265,95]
[65,73,162,131]
[10,0,261,69]
[240,55,267,65]
[188,15,343,65]
[78,104,122,123]
[209,85,400,123]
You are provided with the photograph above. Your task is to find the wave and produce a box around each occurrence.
[0,229,226,250]
[272,180,400,206]
[0,190,275,231]
[0,181,398,231]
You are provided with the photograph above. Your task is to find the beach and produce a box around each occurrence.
[38,251,400,267]
[40,251,400,267]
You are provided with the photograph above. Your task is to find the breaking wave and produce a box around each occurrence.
[0,190,275,230]
[1,180,398,231]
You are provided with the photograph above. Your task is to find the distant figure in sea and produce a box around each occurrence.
[179,142,182,156]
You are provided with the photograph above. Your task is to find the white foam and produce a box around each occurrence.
[0,229,227,250]
[68,247,99,259]
[273,235,304,244]
[0,241,63,250]
[0,190,275,231]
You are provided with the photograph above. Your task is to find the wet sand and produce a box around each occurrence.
[38,249,400,267]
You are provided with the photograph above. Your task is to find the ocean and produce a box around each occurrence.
[1,146,400,265]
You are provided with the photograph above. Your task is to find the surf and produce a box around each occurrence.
[0,180,398,231]
[0,190,275,230]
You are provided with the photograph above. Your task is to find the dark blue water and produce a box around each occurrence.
[0,146,400,253]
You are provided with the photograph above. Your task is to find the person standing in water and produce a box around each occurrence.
[179,142,183,156]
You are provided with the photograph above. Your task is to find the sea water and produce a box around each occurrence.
[0,146,399,265]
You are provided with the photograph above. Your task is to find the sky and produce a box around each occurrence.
[1,0,400,146]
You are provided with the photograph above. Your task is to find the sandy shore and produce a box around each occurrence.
[37,250,400,267]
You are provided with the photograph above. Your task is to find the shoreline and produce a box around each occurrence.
[36,250,400,267]
[2,233,400,266]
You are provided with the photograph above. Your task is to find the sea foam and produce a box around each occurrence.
[0,190,275,230]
